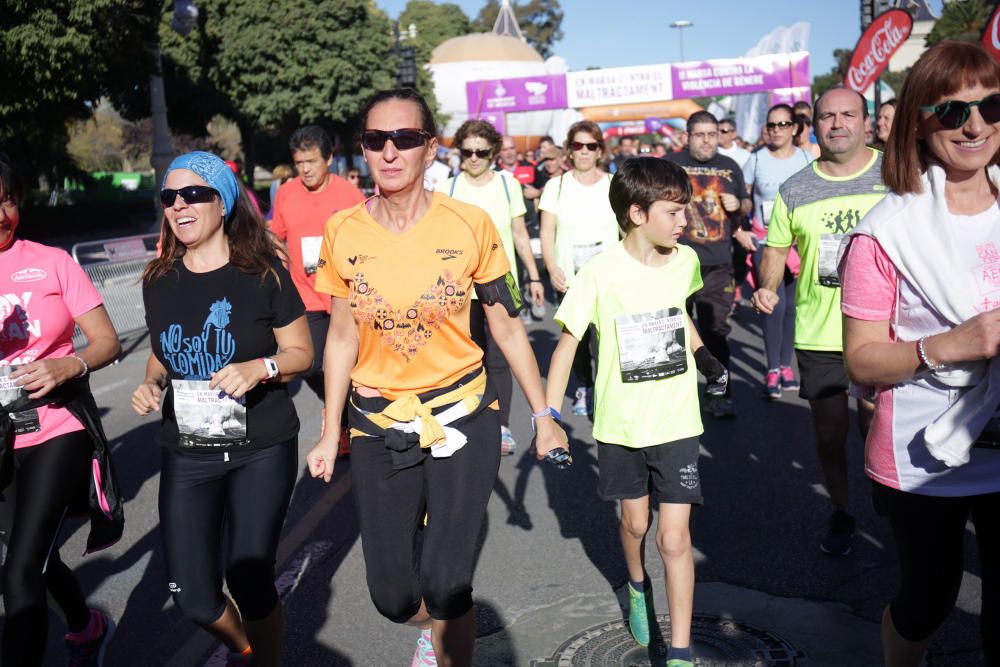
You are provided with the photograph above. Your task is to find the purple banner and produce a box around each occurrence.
[466,74,568,115]
[671,52,810,99]
[468,110,506,135]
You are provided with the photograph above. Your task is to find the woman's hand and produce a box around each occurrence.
[533,416,570,462]
[549,266,568,293]
[528,281,545,306]
[307,432,341,483]
[210,360,267,399]
[131,381,163,416]
[11,357,85,399]
[926,309,1000,365]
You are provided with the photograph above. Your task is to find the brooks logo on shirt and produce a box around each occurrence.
[436,249,463,260]
[159,299,236,379]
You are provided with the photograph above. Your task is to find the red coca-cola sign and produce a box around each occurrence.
[980,2,1000,62]
[845,10,913,93]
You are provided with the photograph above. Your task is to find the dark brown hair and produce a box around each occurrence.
[564,120,605,166]
[360,88,437,136]
[143,188,282,284]
[453,119,502,155]
[884,41,1000,194]
[0,153,25,205]
[609,157,692,233]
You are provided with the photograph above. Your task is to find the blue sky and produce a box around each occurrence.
[378,0,946,81]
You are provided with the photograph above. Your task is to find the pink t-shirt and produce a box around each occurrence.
[0,240,103,448]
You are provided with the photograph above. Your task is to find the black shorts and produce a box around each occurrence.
[795,349,848,400]
[597,436,703,505]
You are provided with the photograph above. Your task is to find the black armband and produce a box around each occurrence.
[475,273,523,317]
[694,346,729,395]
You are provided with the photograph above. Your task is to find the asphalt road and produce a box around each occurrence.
[11,304,988,666]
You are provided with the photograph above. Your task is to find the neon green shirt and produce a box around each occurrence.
[555,242,704,447]
[766,149,887,351]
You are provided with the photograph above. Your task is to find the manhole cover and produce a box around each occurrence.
[531,614,801,667]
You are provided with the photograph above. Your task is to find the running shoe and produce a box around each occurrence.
[779,366,800,391]
[711,396,736,418]
[500,425,516,456]
[520,307,533,325]
[531,299,546,320]
[820,509,855,556]
[627,582,653,647]
[572,387,590,416]
[765,370,781,400]
[666,660,694,667]
[65,610,115,667]
[411,628,437,667]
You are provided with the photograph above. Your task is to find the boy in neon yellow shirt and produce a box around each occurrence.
[545,158,727,667]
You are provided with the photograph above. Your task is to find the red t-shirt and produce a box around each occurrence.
[271,175,365,313]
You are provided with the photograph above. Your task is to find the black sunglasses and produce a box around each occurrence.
[570,141,600,152]
[361,128,431,152]
[719,128,734,134]
[459,148,492,159]
[160,185,220,207]
[921,93,1000,129]
[766,120,795,130]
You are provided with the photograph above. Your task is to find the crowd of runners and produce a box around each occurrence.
[0,38,998,667]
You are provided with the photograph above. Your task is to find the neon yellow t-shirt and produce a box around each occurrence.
[438,170,527,290]
[766,149,887,351]
[555,242,704,447]
[538,172,619,288]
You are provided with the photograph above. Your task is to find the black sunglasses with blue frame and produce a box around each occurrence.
[920,93,1000,129]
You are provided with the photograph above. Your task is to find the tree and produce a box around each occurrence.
[810,48,853,99]
[926,0,992,46]
[472,0,564,58]
[399,1,471,63]
[67,100,127,173]
[159,0,397,178]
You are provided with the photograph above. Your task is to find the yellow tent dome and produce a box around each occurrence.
[430,33,543,65]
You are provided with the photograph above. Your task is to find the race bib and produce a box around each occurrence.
[615,307,688,383]
[301,236,323,275]
[0,366,40,435]
[818,233,843,287]
[171,380,248,448]
[572,241,603,273]
[761,200,774,228]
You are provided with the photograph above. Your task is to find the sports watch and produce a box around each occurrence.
[262,357,279,381]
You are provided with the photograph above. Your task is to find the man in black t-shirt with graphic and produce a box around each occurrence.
[667,110,754,417]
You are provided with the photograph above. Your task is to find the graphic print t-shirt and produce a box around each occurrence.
[667,151,747,267]
[0,240,102,448]
[313,193,510,398]
[767,149,886,351]
[144,260,305,452]
[556,243,704,447]
[271,175,365,313]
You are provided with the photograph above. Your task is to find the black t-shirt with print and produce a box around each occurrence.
[144,259,305,453]
[666,150,748,267]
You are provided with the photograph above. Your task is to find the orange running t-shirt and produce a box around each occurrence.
[314,192,511,398]
[271,175,365,313]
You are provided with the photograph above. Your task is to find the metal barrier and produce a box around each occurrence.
[71,233,160,349]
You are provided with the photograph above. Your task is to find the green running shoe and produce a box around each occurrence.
[627,582,653,647]
[666,660,694,667]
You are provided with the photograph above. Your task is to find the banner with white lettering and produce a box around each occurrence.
[845,9,913,93]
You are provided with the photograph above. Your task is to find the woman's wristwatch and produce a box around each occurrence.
[261,357,279,382]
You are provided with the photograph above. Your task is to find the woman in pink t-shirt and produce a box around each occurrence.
[841,42,1000,666]
[0,154,121,665]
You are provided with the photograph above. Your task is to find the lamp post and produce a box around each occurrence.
[669,20,693,63]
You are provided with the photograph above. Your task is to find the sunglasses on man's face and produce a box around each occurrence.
[160,185,220,207]
[766,120,795,130]
[361,128,431,152]
[460,148,492,159]
[920,93,1000,129]
[719,128,734,134]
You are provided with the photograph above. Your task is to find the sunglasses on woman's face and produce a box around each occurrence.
[361,128,431,152]
[570,141,600,152]
[766,120,795,130]
[459,148,492,159]
[160,185,220,207]
[920,93,1000,129]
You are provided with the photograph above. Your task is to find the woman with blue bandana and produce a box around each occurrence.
[131,151,313,667]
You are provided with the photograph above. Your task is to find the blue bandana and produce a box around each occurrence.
[162,151,240,220]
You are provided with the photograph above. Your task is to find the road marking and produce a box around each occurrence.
[163,471,353,667]
[92,378,131,397]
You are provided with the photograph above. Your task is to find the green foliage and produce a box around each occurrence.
[926,0,993,46]
[67,100,127,172]
[399,1,471,63]
[811,48,853,99]
[472,0,564,58]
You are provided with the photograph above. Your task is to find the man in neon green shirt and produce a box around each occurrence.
[752,88,885,557]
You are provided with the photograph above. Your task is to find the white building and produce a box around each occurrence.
[888,0,939,72]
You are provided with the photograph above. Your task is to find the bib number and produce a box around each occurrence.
[615,307,688,383]
[171,380,248,448]
[301,236,323,275]
[760,200,774,228]
[818,233,843,288]
[572,241,603,273]
[0,366,40,435]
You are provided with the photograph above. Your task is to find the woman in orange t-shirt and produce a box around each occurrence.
[307,89,567,667]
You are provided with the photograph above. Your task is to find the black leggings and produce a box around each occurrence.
[873,482,1000,661]
[351,406,501,622]
[2,431,92,667]
[469,305,513,426]
[304,311,329,400]
[159,442,297,626]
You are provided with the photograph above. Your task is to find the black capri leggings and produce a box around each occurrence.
[159,442,297,626]
[873,482,1000,662]
[2,431,92,667]
[469,305,513,427]
[350,404,501,622]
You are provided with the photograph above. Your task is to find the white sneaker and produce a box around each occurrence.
[531,300,546,319]
[573,387,590,416]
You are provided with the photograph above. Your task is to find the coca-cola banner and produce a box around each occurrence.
[980,1,1000,62]
[845,9,913,93]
